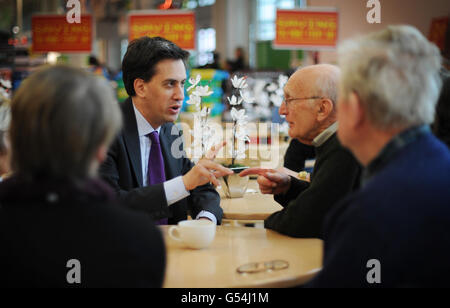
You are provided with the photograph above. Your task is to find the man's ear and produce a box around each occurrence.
[347,92,365,129]
[134,78,146,98]
[316,98,334,122]
[95,144,108,165]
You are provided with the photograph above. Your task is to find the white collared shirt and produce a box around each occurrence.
[132,102,216,223]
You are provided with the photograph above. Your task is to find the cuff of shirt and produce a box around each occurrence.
[195,211,218,225]
[164,176,190,206]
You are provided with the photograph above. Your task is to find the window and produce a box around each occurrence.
[256,0,304,41]
[197,28,216,66]
[183,0,216,9]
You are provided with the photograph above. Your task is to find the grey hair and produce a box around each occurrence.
[10,65,122,179]
[338,25,442,129]
[314,65,340,106]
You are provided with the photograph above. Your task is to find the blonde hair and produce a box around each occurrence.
[10,65,122,179]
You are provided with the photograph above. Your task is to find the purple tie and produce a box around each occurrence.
[148,131,168,225]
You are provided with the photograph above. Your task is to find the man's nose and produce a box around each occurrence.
[279,100,288,116]
[174,84,185,100]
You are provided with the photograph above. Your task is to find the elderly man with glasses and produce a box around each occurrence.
[240,64,361,238]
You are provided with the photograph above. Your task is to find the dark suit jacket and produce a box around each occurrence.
[99,98,222,224]
[265,134,361,238]
[0,176,165,288]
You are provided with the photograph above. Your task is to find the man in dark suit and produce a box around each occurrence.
[100,37,232,225]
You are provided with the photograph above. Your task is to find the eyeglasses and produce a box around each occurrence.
[236,260,289,274]
[283,96,325,108]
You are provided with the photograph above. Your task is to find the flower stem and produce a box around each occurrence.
[232,120,236,166]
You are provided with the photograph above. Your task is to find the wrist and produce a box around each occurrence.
[182,174,193,191]
[282,176,292,194]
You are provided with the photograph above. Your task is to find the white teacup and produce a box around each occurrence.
[168,220,216,249]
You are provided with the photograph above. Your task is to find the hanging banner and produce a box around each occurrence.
[128,10,195,50]
[274,9,339,50]
[32,15,93,53]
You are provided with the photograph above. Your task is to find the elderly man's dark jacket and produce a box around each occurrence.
[266,134,361,238]
[99,98,222,224]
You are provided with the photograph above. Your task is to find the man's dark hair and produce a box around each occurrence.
[122,36,190,96]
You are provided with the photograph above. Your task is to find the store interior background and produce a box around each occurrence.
[1,0,448,72]
[0,0,449,136]
[0,0,448,170]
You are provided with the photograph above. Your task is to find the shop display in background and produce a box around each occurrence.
[231,71,288,124]
[115,73,128,103]
[0,31,14,67]
[0,31,13,101]
[221,71,289,146]
[182,68,228,117]
[0,71,12,105]
[85,55,126,103]
[9,35,45,91]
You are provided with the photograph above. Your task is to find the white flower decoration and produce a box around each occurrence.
[240,90,255,104]
[278,75,288,88]
[193,85,213,97]
[235,128,250,142]
[230,107,248,124]
[256,92,270,107]
[253,80,267,95]
[200,107,211,117]
[227,95,243,106]
[0,80,11,89]
[270,93,283,107]
[231,76,248,89]
[275,88,284,97]
[187,94,201,106]
[187,74,201,92]
[266,83,278,92]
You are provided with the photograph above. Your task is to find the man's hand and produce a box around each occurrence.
[183,142,232,191]
[183,159,233,191]
[205,141,226,160]
[239,168,291,195]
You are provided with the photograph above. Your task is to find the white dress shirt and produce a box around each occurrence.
[132,102,216,223]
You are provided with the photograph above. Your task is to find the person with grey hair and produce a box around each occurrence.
[0,65,166,288]
[240,64,361,238]
[307,25,450,287]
